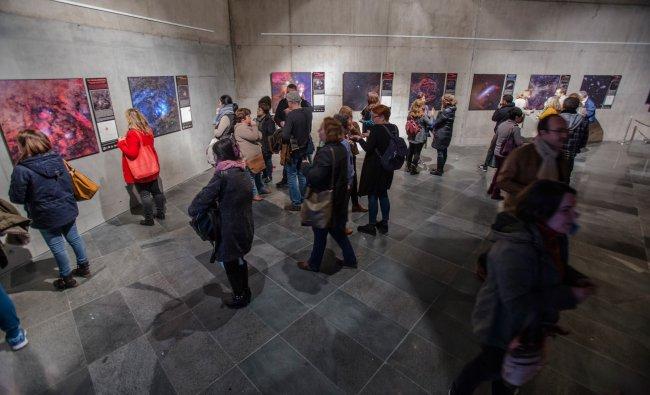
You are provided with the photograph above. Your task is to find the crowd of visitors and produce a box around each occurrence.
[1,84,598,395]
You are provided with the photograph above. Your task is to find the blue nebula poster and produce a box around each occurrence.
[127,76,180,137]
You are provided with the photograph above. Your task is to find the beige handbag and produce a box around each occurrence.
[301,147,335,229]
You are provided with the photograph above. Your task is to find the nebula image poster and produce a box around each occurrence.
[409,73,446,110]
[580,75,614,108]
[527,75,562,110]
[342,72,381,111]
[468,74,505,111]
[0,78,99,164]
[270,72,312,113]
[128,76,181,137]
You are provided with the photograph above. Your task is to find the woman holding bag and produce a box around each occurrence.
[233,108,270,201]
[117,108,165,226]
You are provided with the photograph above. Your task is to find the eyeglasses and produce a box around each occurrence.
[546,128,569,134]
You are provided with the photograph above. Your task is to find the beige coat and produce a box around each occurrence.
[234,123,263,162]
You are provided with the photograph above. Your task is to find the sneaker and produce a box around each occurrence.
[376,220,389,235]
[7,329,28,351]
[357,224,377,236]
[284,204,301,212]
[140,219,155,226]
[71,264,91,278]
[53,274,78,290]
[478,165,488,172]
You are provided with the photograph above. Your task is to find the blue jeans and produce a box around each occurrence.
[248,169,266,197]
[0,284,21,341]
[39,221,88,277]
[309,226,357,271]
[368,192,390,225]
[285,156,307,206]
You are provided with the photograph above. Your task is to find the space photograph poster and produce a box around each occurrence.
[0,78,100,163]
[342,72,381,111]
[128,76,181,137]
[409,73,447,110]
[468,74,505,111]
[527,75,563,110]
[270,72,312,113]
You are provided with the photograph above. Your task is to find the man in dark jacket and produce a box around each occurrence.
[479,95,515,171]
[282,91,314,211]
[274,84,311,188]
[560,96,589,179]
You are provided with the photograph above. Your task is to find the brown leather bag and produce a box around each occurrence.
[280,144,290,166]
[64,161,100,201]
[246,153,266,174]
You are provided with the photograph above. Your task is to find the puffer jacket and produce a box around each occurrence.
[472,212,586,350]
[234,122,263,163]
[560,111,589,158]
[432,105,456,150]
[9,152,79,229]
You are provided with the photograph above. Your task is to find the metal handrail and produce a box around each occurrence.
[620,117,650,145]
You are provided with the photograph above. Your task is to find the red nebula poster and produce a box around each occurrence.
[468,74,506,111]
[409,73,446,110]
[0,78,100,164]
[270,72,312,113]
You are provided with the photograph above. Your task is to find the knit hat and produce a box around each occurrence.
[286,91,301,103]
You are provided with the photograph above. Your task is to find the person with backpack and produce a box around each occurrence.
[117,108,165,226]
[188,138,254,309]
[297,117,357,272]
[233,108,270,201]
[405,97,434,175]
[560,96,589,179]
[450,180,594,394]
[9,130,90,290]
[351,104,405,236]
[430,94,457,176]
[214,94,237,139]
[487,107,525,200]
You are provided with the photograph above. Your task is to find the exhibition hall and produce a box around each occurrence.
[0,0,649,393]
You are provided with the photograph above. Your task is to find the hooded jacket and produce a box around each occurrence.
[472,212,586,349]
[560,111,589,158]
[431,105,456,150]
[9,152,79,229]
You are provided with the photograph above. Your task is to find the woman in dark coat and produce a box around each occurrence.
[451,180,595,394]
[351,104,399,236]
[188,138,254,309]
[297,117,356,272]
[9,130,90,290]
[430,94,457,176]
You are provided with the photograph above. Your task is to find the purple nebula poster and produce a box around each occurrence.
[128,76,181,137]
[409,73,446,110]
[270,72,312,113]
[468,74,505,111]
[0,78,99,164]
[527,75,562,110]
[342,72,381,111]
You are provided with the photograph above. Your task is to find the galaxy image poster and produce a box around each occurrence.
[312,72,325,112]
[503,74,517,96]
[468,74,505,111]
[527,75,561,110]
[270,72,312,113]
[409,73,446,110]
[86,77,118,151]
[580,75,620,109]
[0,78,100,164]
[176,75,192,129]
[342,72,381,111]
[445,73,457,95]
[128,76,181,137]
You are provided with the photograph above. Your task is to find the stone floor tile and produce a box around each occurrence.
[404,225,484,268]
[65,258,117,310]
[366,255,447,303]
[247,273,308,332]
[360,363,428,395]
[263,257,338,307]
[384,241,460,284]
[88,336,175,395]
[522,367,595,395]
[4,285,70,329]
[86,218,140,256]
[255,223,312,254]
[413,307,481,361]
[147,311,233,394]
[448,267,483,296]
[0,311,85,394]
[314,290,407,360]
[246,238,288,272]
[192,297,276,362]
[341,271,429,329]
[281,311,382,393]
[240,336,343,394]
[201,366,260,394]
[43,367,94,395]
[388,333,463,393]
[72,290,142,363]
[119,272,189,331]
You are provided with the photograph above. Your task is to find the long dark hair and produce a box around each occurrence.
[213,136,241,160]
[515,180,577,223]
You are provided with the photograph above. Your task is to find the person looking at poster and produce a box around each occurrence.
[479,94,515,172]
[579,91,600,143]
[274,84,311,188]
[282,91,313,211]
[360,92,380,134]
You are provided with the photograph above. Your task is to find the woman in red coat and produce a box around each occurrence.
[117,108,165,226]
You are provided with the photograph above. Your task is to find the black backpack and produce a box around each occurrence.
[376,125,408,171]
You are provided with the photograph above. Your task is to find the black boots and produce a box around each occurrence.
[53,274,78,290]
[376,220,389,235]
[225,260,251,309]
[357,223,377,236]
[430,164,444,176]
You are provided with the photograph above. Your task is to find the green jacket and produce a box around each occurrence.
[0,198,30,233]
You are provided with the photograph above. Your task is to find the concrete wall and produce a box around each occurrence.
[230,0,650,143]
[0,2,234,262]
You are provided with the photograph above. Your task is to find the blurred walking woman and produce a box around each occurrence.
[451,180,594,394]
[117,108,165,226]
[189,138,254,309]
[298,117,357,272]
[9,130,90,290]
[430,94,457,176]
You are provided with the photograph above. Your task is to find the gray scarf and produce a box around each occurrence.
[533,137,558,180]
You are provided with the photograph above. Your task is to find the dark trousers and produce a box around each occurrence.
[308,225,357,271]
[487,156,504,198]
[483,134,497,167]
[368,192,390,224]
[437,148,448,170]
[406,142,424,169]
[223,258,249,296]
[134,179,165,221]
[262,149,273,180]
[450,346,514,395]
[350,158,359,206]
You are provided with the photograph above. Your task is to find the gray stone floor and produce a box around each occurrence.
[1,142,649,394]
